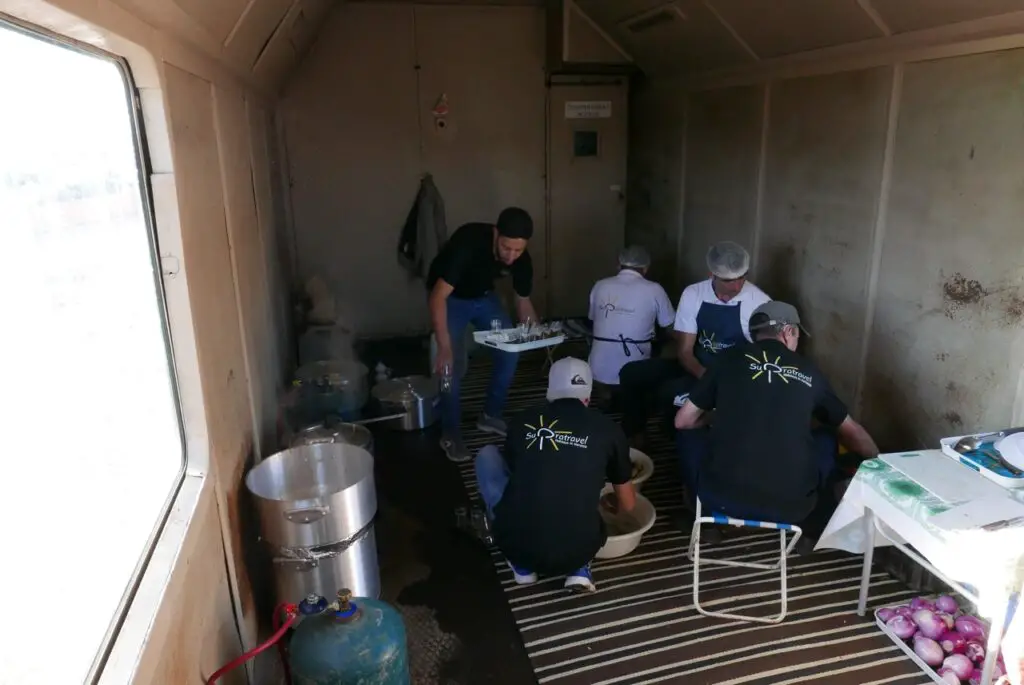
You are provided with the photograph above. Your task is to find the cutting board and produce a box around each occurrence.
[882,450,1007,503]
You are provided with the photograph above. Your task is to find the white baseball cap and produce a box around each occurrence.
[547,357,593,402]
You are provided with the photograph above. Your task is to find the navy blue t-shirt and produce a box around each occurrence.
[493,399,631,575]
[687,339,849,521]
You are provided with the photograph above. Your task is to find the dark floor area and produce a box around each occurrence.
[367,336,536,685]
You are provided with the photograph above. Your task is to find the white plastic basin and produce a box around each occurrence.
[606,448,655,492]
[595,485,657,560]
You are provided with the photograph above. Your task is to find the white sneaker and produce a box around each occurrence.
[564,564,596,594]
[507,561,537,585]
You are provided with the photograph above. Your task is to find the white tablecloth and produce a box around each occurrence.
[817,450,1024,616]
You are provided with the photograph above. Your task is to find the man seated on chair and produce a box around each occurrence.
[474,357,636,593]
[673,301,878,546]
[587,245,676,403]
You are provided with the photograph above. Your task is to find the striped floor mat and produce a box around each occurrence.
[454,345,929,685]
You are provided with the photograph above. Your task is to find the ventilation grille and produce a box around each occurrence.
[620,3,686,34]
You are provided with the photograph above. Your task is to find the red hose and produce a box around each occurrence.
[207,603,298,684]
[272,603,294,685]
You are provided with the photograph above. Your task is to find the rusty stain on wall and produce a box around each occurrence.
[942,271,987,315]
[940,270,1024,325]
[942,411,964,426]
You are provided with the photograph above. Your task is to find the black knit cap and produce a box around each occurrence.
[496,207,533,240]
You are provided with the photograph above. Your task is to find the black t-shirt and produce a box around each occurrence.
[493,398,632,575]
[687,339,849,522]
[426,222,533,299]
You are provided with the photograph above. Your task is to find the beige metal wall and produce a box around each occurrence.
[631,46,1024,452]
[279,2,547,337]
[0,1,295,683]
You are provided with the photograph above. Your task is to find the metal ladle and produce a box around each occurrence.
[952,428,1024,476]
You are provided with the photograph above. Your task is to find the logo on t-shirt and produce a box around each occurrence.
[524,415,590,450]
[598,299,637,319]
[698,330,735,354]
[745,351,813,387]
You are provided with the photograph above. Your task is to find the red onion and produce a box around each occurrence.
[914,609,949,640]
[914,635,945,667]
[936,668,961,684]
[936,611,956,630]
[876,607,897,622]
[968,663,1006,685]
[939,630,967,654]
[955,615,987,640]
[936,595,959,614]
[912,596,938,611]
[886,614,918,640]
[943,653,975,680]
[964,639,986,663]
[894,605,915,619]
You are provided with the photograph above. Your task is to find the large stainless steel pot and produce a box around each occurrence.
[245,443,376,549]
[271,526,380,603]
[290,422,374,455]
[293,359,369,420]
[370,375,440,431]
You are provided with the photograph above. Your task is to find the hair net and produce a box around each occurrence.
[618,245,651,269]
[706,241,750,279]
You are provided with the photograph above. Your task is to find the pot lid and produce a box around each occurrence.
[291,422,372,448]
[291,424,339,446]
[334,423,372,447]
[294,360,368,389]
[372,375,438,403]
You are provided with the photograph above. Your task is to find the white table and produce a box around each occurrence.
[817,450,1024,684]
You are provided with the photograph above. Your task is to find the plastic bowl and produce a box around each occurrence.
[606,448,654,491]
[629,448,654,490]
[595,485,657,559]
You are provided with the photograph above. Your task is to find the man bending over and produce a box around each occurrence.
[474,357,636,593]
[427,207,538,462]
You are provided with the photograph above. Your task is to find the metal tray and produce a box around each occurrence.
[874,605,948,685]
[939,433,1024,489]
[873,600,991,685]
[472,329,565,353]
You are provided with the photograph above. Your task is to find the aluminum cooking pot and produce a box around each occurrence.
[290,422,374,455]
[245,443,376,549]
[370,375,440,431]
[293,359,369,420]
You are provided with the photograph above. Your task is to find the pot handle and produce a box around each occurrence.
[272,557,318,572]
[284,506,330,523]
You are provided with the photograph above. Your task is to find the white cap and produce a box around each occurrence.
[547,357,593,402]
[618,245,651,269]
[706,241,750,280]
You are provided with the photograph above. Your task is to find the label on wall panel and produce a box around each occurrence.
[564,101,612,119]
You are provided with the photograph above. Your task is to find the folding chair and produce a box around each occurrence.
[687,497,802,624]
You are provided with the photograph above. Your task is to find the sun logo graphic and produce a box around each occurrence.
[698,330,733,354]
[524,415,590,450]
[745,350,813,387]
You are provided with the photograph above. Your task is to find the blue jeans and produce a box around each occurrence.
[441,293,518,437]
[474,444,510,520]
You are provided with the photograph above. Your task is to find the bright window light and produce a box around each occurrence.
[0,23,185,685]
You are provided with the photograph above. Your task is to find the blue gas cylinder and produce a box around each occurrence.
[289,589,410,685]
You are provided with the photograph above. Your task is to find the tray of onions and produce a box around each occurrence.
[874,595,1006,684]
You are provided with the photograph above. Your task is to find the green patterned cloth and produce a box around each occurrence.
[854,456,953,529]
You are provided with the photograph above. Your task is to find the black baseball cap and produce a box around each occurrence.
[749,301,811,336]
